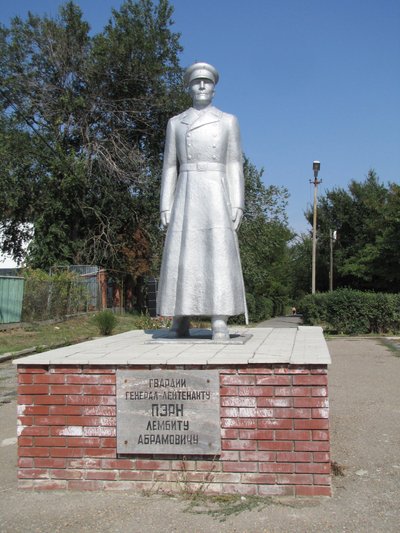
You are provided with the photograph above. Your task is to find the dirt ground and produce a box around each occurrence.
[0,337,399,532]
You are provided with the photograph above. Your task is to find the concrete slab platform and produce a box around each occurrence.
[13,326,331,366]
[146,328,252,345]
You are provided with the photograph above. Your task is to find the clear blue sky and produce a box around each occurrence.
[1,0,399,238]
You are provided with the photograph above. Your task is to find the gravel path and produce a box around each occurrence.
[0,338,399,532]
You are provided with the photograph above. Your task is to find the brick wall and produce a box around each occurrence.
[17,364,331,496]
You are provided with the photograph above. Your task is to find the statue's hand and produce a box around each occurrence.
[232,207,243,231]
[161,210,171,228]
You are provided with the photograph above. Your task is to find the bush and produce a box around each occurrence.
[256,296,274,321]
[299,293,329,325]
[272,296,288,317]
[93,310,118,335]
[241,293,274,323]
[299,289,400,335]
[243,293,256,322]
[133,314,172,330]
[327,289,370,335]
[366,292,400,334]
[21,268,90,322]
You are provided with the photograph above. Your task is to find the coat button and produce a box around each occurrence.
[212,155,217,160]
[188,155,192,159]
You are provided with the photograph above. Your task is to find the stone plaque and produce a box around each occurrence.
[117,370,220,455]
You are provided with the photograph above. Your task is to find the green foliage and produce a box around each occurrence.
[301,170,400,293]
[239,158,293,321]
[289,234,312,300]
[0,314,175,356]
[132,313,172,330]
[260,296,273,321]
[0,0,188,274]
[92,309,118,335]
[324,289,370,335]
[21,268,89,321]
[298,292,331,326]
[299,289,400,335]
[1,1,295,319]
[244,293,274,323]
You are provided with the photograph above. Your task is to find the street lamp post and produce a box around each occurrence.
[310,161,321,294]
[329,229,337,292]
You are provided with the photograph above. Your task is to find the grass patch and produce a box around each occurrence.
[0,314,247,357]
[183,494,272,522]
[379,338,400,357]
[0,313,149,355]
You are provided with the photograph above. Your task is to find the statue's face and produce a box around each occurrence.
[189,78,215,107]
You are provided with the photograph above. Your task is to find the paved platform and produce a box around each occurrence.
[13,326,331,366]
[257,316,302,328]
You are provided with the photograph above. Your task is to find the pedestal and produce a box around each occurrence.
[15,326,331,496]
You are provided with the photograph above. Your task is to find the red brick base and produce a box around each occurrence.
[17,364,331,496]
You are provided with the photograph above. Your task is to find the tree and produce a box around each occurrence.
[288,234,313,300]
[1,1,295,317]
[304,170,400,292]
[378,182,400,288]
[0,115,36,261]
[238,158,293,318]
[0,0,189,275]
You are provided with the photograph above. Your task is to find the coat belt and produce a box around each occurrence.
[180,162,225,172]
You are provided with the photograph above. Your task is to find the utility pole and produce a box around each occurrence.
[310,161,321,294]
[329,229,337,292]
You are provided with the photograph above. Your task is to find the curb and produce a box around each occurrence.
[0,347,40,364]
[0,338,93,364]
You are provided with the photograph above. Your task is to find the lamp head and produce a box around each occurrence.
[313,161,320,172]
[313,160,320,178]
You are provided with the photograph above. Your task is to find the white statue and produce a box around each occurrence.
[157,62,247,340]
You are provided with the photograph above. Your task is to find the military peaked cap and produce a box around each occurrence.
[184,62,219,86]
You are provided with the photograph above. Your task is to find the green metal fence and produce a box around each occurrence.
[0,276,24,324]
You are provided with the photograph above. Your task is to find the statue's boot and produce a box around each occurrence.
[169,316,190,338]
[212,315,230,341]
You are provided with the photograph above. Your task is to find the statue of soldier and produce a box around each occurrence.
[157,62,247,340]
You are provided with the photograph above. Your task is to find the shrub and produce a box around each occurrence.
[243,293,274,323]
[299,289,400,335]
[21,268,90,322]
[366,292,400,333]
[133,314,172,330]
[22,272,51,322]
[228,293,278,324]
[273,296,291,317]
[299,293,329,326]
[326,289,370,335]
[244,293,256,322]
[93,310,118,335]
[256,296,274,321]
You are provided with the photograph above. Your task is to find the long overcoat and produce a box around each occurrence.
[157,105,247,320]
